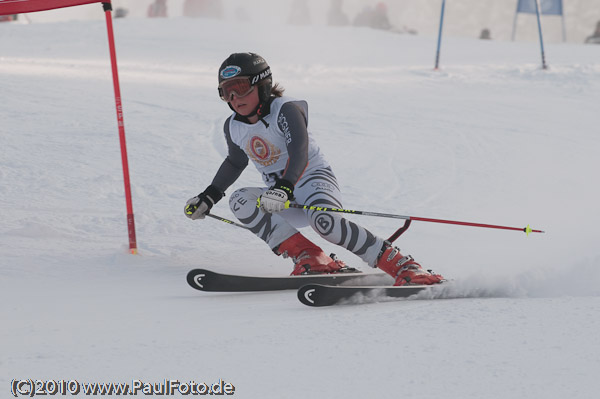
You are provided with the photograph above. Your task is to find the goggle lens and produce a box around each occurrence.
[219,78,254,102]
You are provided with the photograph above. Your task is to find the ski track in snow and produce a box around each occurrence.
[2,16,600,399]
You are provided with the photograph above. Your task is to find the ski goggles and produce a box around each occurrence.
[218,77,254,102]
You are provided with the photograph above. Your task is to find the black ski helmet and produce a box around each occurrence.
[218,52,272,103]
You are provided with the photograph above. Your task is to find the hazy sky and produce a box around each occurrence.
[15,0,600,43]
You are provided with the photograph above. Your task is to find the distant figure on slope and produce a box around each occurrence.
[584,21,600,44]
[327,0,349,27]
[353,2,391,31]
[184,52,444,286]
[479,28,491,40]
[183,0,223,19]
[371,2,392,30]
[114,8,128,18]
[0,14,17,22]
[352,6,374,28]
[148,0,168,18]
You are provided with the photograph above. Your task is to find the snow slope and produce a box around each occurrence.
[2,15,600,399]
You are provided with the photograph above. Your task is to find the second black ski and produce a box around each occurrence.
[297,284,431,307]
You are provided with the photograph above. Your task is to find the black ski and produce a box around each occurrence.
[187,268,392,292]
[297,284,431,307]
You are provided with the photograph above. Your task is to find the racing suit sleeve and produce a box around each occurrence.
[210,116,249,193]
[277,101,309,186]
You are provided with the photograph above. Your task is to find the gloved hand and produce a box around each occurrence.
[258,179,294,213]
[184,185,224,220]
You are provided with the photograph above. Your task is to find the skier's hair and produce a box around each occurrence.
[271,82,284,98]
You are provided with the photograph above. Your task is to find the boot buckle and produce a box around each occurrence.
[396,255,414,268]
[386,247,400,262]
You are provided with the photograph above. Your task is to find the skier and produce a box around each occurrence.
[184,52,443,286]
[147,0,168,18]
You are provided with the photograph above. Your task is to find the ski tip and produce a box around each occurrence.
[297,284,324,307]
[186,269,212,291]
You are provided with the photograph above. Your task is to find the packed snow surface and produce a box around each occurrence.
[1,14,599,399]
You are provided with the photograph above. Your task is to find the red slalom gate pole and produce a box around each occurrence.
[286,203,545,236]
[103,2,137,254]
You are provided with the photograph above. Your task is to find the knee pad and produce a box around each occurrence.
[229,187,263,217]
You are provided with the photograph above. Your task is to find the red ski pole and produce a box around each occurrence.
[286,203,544,236]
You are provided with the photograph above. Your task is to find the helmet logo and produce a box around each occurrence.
[251,67,272,85]
[220,66,241,79]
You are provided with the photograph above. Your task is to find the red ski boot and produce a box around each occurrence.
[376,243,444,286]
[276,233,357,275]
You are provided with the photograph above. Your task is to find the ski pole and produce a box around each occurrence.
[286,203,544,235]
[206,213,249,230]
